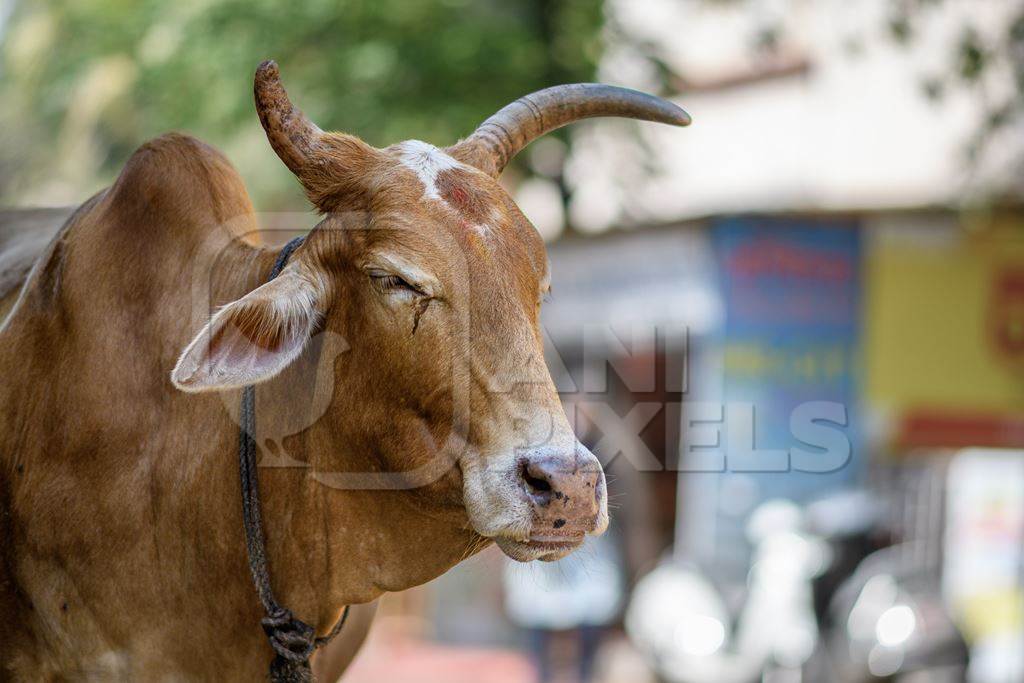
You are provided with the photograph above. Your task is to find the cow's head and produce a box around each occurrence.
[172,62,689,562]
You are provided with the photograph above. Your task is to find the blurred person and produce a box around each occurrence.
[503,530,625,683]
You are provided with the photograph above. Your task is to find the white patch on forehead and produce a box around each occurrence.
[396,140,498,245]
[397,140,464,200]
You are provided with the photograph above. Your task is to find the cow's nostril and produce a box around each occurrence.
[520,460,552,496]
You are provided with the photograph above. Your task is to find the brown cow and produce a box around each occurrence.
[0,62,688,680]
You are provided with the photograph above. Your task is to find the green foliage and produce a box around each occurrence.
[0,0,603,207]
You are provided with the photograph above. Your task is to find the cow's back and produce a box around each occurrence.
[0,208,72,321]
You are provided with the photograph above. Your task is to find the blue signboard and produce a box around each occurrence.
[713,216,862,500]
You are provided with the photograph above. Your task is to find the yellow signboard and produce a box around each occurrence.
[865,211,1024,443]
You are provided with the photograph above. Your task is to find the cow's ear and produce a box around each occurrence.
[171,268,325,393]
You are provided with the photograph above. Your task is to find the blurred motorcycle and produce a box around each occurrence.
[822,543,969,682]
[627,498,832,683]
[626,492,968,682]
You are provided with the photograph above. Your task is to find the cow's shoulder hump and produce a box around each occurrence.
[104,132,256,240]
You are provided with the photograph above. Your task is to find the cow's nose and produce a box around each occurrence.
[517,444,605,532]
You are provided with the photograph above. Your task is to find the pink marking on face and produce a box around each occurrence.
[436,168,489,226]
[447,185,470,208]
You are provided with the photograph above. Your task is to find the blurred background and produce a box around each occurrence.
[2,1,1023,682]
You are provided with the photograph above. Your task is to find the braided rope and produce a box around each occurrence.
[238,236,349,681]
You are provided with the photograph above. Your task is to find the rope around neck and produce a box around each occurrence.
[238,235,349,682]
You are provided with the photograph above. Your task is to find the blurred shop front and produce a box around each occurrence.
[628,208,1024,683]
[863,211,1024,683]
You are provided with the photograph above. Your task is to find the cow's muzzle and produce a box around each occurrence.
[496,442,608,562]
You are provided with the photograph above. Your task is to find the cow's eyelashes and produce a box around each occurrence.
[368,270,424,296]
[375,274,412,290]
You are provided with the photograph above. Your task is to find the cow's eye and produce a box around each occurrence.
[368,270,423,296]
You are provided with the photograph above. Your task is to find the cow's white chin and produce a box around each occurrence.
[495,533,585,563]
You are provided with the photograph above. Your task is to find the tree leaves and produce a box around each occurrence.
[0,0,603,206]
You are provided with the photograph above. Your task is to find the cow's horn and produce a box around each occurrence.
[254,60,324,176]
[449,83,691,177]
